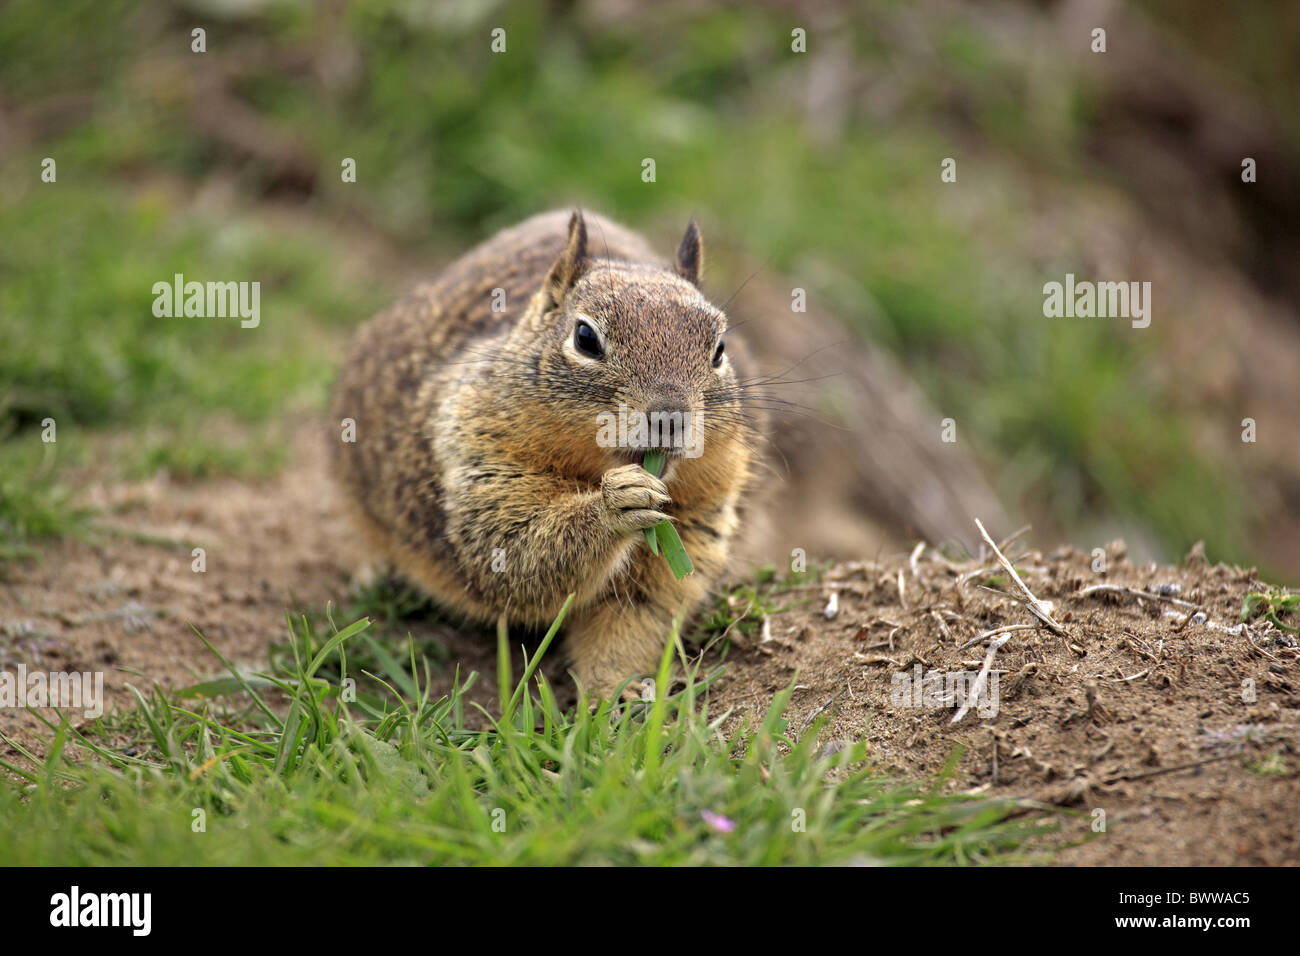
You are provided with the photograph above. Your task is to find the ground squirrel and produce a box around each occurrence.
[330,209,763,697]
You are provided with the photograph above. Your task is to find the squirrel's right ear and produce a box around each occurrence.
[543,210,589,311]
[675,219,702,286]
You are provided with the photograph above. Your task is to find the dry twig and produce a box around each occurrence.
[974,518,1065,635]
[952,632,1012,723]
[957,622,1036,651]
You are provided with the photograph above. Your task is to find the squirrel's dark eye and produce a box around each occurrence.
[712,339,726,368]
[574,321,603,359]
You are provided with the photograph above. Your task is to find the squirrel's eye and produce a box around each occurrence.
[712,339,726,368]
[574,321,604,359]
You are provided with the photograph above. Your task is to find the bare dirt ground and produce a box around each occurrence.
[715,546,1300,866]
[2,426,1297,865]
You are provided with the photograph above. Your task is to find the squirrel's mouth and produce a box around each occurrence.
[608,446,677,464]
[637,445,693,461]
[604,446,695,475]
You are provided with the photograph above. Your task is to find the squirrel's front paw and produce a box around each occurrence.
[600,463,671,535]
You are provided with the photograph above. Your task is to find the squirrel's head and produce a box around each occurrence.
[525,210,739,462]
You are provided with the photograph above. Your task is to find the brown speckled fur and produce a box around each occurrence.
[330,210,763,696]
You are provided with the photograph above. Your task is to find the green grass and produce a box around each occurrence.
[0,601,1055,866]
[694,563,824,646]
[117,423,291,482]
[0,184,368,434]
[273,578,454,685]
[0,438,93,561]
[1241,589,1300,632]
[0,177,383,555]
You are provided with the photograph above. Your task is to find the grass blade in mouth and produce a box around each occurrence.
[641,450,694,579]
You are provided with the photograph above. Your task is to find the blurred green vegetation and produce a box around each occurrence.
[0,0,1281,569]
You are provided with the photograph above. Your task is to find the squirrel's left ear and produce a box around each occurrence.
[675,220,702,286]
[543,210,589,311]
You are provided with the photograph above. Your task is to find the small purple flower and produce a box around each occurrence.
[700,809,735,833]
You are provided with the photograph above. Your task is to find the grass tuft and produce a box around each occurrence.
[0,600,1057,865]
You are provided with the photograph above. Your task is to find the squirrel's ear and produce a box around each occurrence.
[543,210,589,311]
[675,219,702,286]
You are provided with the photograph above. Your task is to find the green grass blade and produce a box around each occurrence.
[653,519,694,579]
[641,451,691,576]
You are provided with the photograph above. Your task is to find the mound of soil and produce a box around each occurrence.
[1,430,1296,865]
[715,544,1300,865]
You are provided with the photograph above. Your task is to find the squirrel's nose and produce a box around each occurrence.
[644,390,695,450]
